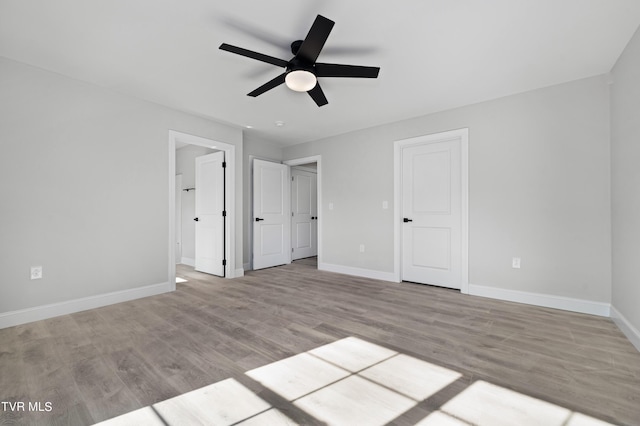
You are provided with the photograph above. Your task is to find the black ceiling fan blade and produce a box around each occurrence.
[247,73,286,97]
[308,83,328,107]
[220,43,288,68]
[315,63,380,78]
[296,15,335,64]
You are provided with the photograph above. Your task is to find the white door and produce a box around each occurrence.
[402,137,462,289]
[195,151,225,276]
[253,159,290,270]
[291,169,317,260]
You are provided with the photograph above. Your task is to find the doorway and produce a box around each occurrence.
[285,156,321,268]
[250,155,322,271]
[168,131,237,290]
[291,164,318,261]
[394,129,469,293]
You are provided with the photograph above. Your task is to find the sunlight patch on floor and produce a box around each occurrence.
[93,337,617,426]
[93,406,165,425]
[418,380,615,426]
[247,337,461,426]
[175,277,187,283]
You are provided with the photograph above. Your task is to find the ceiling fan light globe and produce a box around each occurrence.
[285,70,317,92]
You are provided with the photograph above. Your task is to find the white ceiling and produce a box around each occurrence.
[1,1,639,146]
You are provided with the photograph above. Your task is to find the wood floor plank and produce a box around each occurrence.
[71,356,141,423]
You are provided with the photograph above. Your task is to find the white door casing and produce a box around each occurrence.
[253,159,290,270]
[396,129,469,291]
[175,174,183,264]
[195,151,225,276]
[291,169,318,260]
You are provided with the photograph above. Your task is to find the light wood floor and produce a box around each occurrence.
[1,258,639,425]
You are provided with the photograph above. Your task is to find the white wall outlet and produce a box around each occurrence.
[359,244,365,253]
[30,266,43,280]
[382,201,389,209]
[512,257,521,269]
[329,202,334,210]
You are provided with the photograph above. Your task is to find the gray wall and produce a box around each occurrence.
[0,57,242,314]
[611,27,640,333]
[175,145,215,262]
[284,76,612,303]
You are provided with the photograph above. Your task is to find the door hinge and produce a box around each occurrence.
[222,259,226,266]
[222,210,226,217]
[222,161,226,168]
[292,248,294,252]
[291,212,294,217]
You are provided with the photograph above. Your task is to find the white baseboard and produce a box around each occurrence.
[234,268,245,278]
[0,281,172,330]
[468,283,610,317]
[181,257,195,267]
[319,262,397,283]
[611,306,640,352]
[243,263,251,272]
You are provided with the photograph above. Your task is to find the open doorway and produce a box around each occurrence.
[290,163,318,262]
[285,156,321,270]
[249,155,322,271]
[168,131,237,290]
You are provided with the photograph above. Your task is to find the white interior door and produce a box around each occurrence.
[402,138,462,289]
[195,151,225,276]
[253,159,290,270]
[291,169,317,260]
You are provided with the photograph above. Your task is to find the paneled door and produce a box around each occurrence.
[253,159,290,270]
[401,136,462,289]
[291,169,317,260]
[194,151,225,277]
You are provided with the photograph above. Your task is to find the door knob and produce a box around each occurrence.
[403,218,413,223]
[193,217,199,221]
[255,217,264,221]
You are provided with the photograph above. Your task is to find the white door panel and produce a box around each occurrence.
[195,151,225,276]
[253,159,290,270]
[402,138,461,289]
[291,169,317,260]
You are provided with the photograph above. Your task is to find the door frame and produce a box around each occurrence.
[284,155,322,267]
[393,129,469,293]
[168,130,237,290]
[175,173,183,264]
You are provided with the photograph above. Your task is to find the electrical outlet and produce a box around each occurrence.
[359,244,365,253]
[382,201,389,209]
[512,257,521,269]
[30,266,43,280]
[329,202,334,210]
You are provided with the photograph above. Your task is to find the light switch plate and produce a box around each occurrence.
[31,266,43,280]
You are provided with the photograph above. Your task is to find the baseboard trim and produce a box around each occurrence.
[318,262,397,283]
[468,283,610,317]
[181,257,195,267]
[0,281,172,330]
[234,268,245,278]
[611,306,640,352]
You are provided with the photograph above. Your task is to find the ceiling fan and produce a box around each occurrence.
[219,15,380,107]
